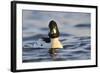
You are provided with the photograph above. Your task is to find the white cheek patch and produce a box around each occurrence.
[53,28,56,34]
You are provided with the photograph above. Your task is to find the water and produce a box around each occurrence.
[22,10,91,63]
[22,25,91,63]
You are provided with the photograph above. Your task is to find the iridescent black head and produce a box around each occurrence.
[48,20,60,38]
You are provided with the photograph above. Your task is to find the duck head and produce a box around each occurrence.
[48,20,60,38]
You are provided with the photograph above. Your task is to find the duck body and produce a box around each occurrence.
[51,38,63,48]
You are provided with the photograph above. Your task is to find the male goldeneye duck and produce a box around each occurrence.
[48,20,63,54]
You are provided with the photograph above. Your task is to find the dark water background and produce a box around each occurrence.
[22,24,91,63]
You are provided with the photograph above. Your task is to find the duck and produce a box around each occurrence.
[48,20,63,54]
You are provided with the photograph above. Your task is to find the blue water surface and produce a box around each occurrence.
[22,25,91,63]
[22,10,91,63]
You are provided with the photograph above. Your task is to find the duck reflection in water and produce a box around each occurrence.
[48,20,63,56]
